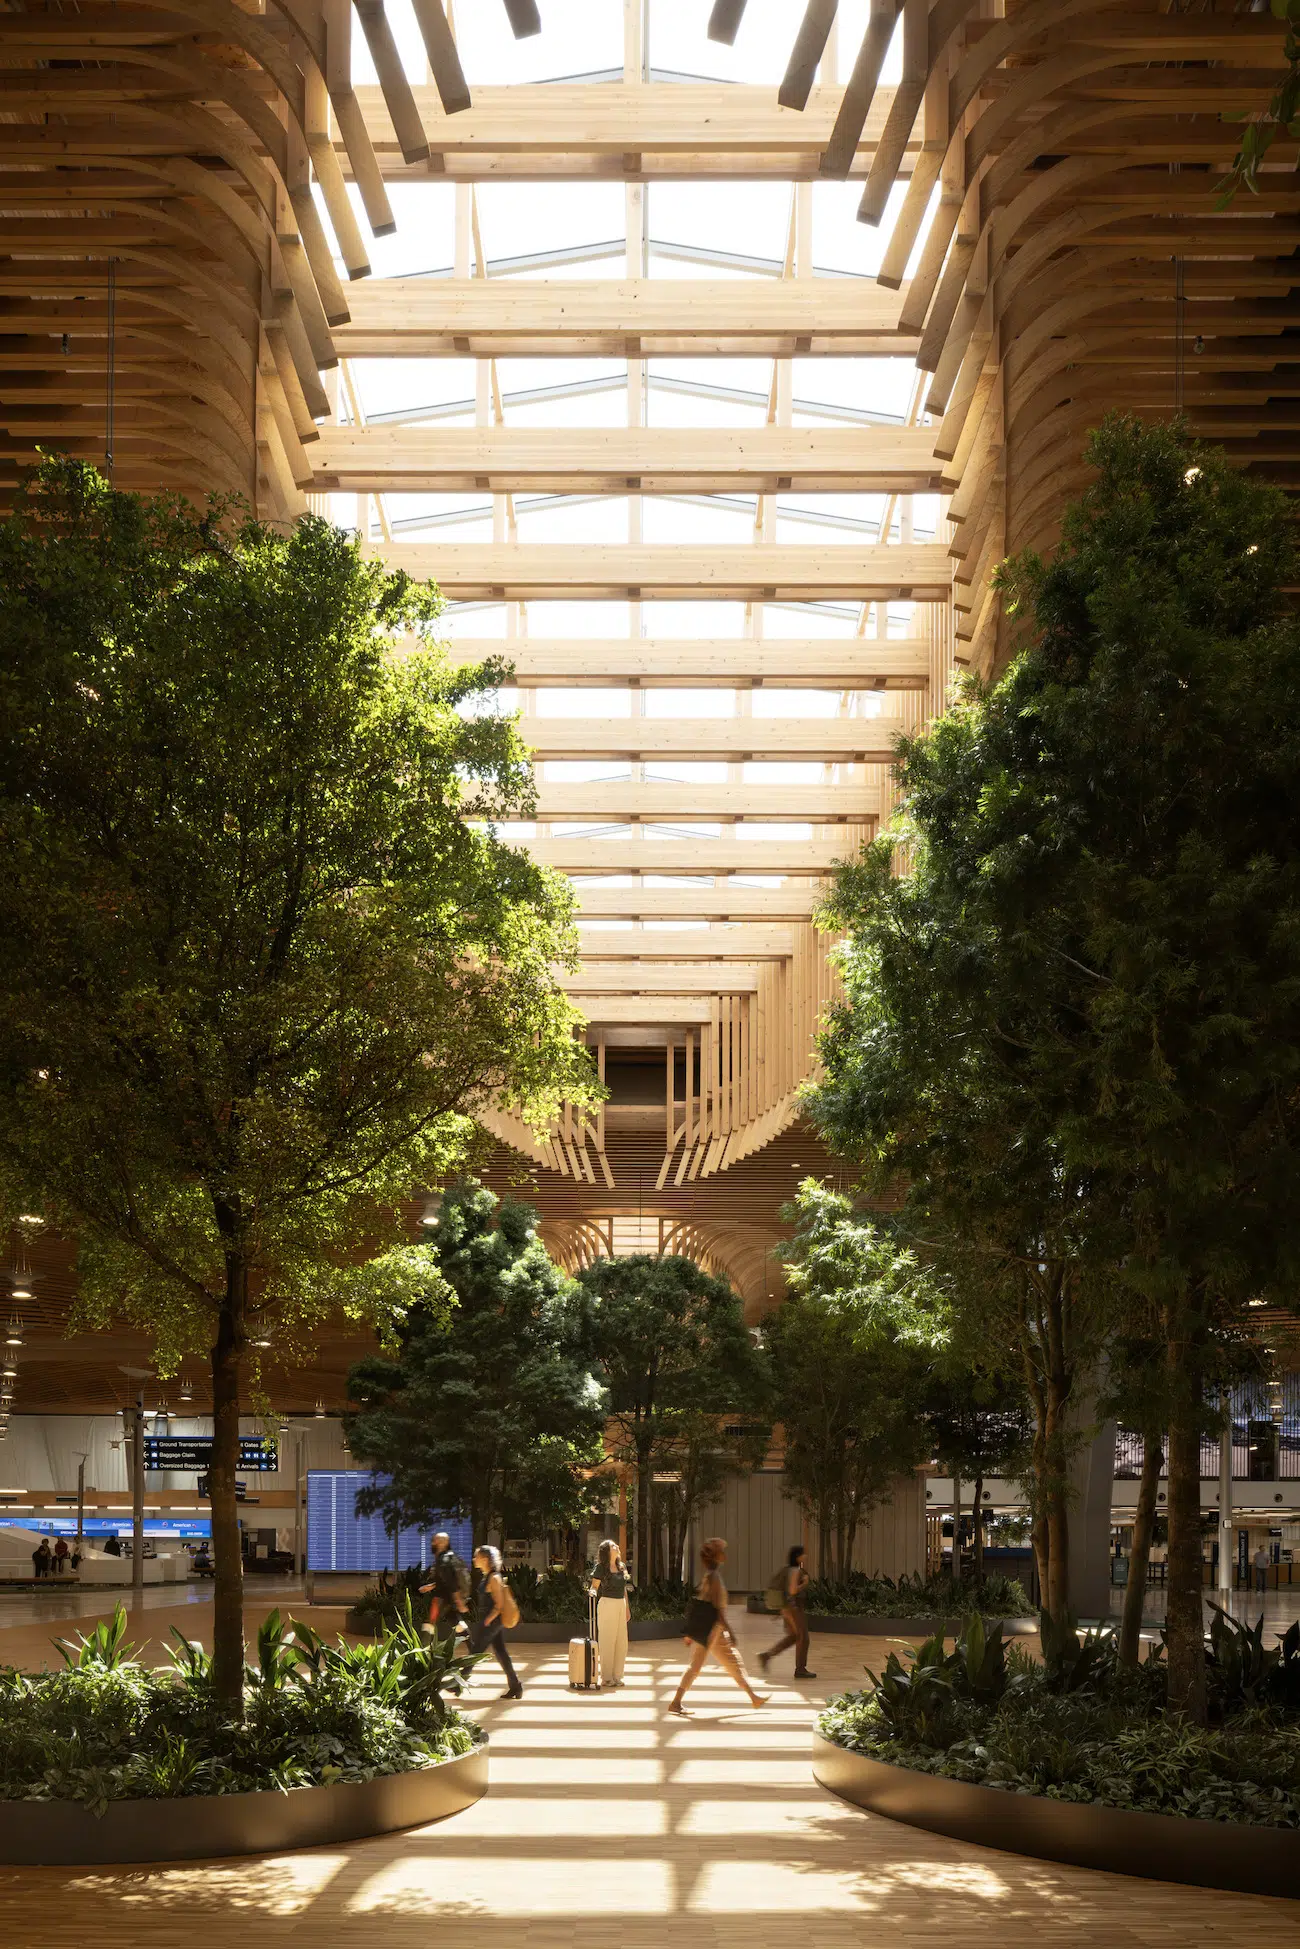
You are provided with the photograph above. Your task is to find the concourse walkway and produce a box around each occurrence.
[0,1597,1292,1948]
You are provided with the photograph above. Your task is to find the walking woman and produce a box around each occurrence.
[589,1538,632,1688]
[668,1536,766,1716]
[758,1543,816,1681]
[470,1545,523,1699]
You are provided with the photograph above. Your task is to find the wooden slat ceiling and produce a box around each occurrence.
[0,1,1291,1409]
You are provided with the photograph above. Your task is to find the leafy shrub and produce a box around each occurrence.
[803,1569,1030,1618]
[501,1564,689,1623]
[820,1610,1300,1828]
[0,1601,483,1812]
[1207,1607,1300,1714]
[347,1565,432,1635]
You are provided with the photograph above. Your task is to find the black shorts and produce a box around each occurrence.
[684,1598,718,1647]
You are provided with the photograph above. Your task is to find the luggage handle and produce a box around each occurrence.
[589,1588,597,1640]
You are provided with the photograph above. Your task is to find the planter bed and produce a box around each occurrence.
[347,1612,685,1643]
[0,1741,488,1867]
[511,1617,685,1644]
[807,1613,1038,1638]
[811,1733,1296,1899]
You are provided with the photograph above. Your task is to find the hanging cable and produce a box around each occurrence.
[105,257,117,482]
[1174,256,1185,416]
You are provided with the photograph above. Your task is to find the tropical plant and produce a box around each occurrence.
[0,458,597,1709]
[800,1569,1030,1619]
[1038,1611,1119,1696]
[0,1604,483,1809]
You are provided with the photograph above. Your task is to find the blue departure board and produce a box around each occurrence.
[305,1470,472,1574]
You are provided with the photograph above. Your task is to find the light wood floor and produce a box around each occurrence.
[0,1598,1292,1946]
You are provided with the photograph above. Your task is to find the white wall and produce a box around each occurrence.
[0,1414,350,1493]
[694,1469,926,1590]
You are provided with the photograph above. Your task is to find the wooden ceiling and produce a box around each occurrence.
[0,0,1292,1409]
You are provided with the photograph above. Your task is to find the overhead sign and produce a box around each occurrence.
[144,1437,278,1472]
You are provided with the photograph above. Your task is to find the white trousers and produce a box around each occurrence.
[597,1596,628,1682]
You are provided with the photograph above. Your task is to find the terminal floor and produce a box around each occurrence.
[0,1593,1294,1948]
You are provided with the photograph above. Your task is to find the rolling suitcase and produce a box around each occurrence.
[568,1590,602,1690]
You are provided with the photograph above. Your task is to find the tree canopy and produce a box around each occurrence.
[769,1183,941,1580]
[0,457,596,1702]
[346,1179,605,1546]
[578,1252,766,1585]
[809,415,1300,1712]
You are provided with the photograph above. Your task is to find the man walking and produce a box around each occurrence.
[420,1530,470,1638]
[1254,1543,1271,1595]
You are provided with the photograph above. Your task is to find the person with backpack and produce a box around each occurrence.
[758,1543,816,1681]
[469,1544,523,1699]
[31,1537,52,1580]
[588,1537,633,1689]
[420,1530,471,1638]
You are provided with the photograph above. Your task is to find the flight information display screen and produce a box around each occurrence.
[305,1470,471,1574]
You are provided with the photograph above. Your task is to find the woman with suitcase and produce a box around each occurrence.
[589,1538,632,1688]
[667,1536,766,1716]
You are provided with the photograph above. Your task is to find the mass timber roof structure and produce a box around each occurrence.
[0,0,1293,1323]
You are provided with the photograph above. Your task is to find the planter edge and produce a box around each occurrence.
[0,1739,488,1867]
[811,1732,1298,1899]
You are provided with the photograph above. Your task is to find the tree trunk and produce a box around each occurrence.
[1031,1507,1050,1616]
[971,1474,984,1587]
[951,1474,961,1584]
[1120,1434,1163,1666]
[1038,1360,1072,1626]
[1166,1373,1208,1722]
[209,1268,246,1711]
[635,1430,653,1586]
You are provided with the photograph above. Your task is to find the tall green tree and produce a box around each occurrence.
[812,813,1118,1625]
[346,1179,605,1544]
[768,1184,940,1580]
[923,1368,1031,1586]
[0,458,595,1707]
[815,416,1300,1716]
[578,1253,766,1585]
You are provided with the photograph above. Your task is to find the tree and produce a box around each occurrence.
[767,1184,940,1580]
[345,1179,605,1544]
[987,416,1300,1714]
[816,415,1300,1715]
[811,796,1119,1626]
[0,459,595,1707]
[578,1253,766,1586]
[923,1368,1031,1586]
[1221,3,1300,200]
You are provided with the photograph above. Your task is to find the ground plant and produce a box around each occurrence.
[504,1566,690,1623]
[802,1569,1031,1619]
[820,1611,1300,1828]
[0,1603,482,1812]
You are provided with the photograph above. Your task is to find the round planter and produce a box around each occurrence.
[811,1732,1298,1899]
[807,1613,1037,1638]
[0,1740,488,1867]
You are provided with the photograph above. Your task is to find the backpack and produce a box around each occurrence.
[498,1580,521,1631]
[438,1550,471,1603]
[764,1565,787,1613]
